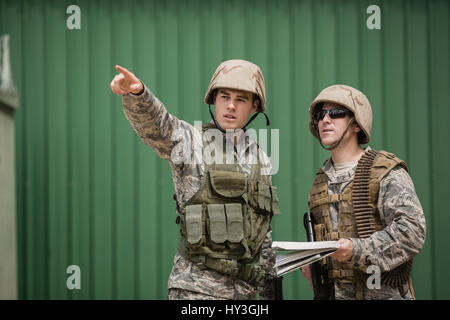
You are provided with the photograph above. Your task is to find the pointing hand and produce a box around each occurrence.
[110,65,144,95]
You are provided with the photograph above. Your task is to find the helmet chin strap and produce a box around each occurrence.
[243,111,270,129]
[209,104,270,134]
[209,104,227,133]
[318,117,355,151]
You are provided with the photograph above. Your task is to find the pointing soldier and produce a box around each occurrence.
[110,60,280,299]
[301,85,426,300]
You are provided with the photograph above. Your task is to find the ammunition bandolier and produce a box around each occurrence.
[176,124,280,283]
[309,149,414,299]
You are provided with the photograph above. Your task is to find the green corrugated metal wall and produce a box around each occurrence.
[1,0,449,299]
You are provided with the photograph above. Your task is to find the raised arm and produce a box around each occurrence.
[111,65,194,162]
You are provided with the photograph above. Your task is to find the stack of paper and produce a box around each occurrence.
[272,241,340,277]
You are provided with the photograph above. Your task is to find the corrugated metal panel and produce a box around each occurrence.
[1,0,449,299]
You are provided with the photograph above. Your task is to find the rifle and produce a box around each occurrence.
[274,276,283,300]
[303,212,330,300]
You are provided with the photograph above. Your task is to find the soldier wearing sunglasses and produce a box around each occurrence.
[301,85,426,300]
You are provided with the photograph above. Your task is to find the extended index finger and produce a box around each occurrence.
[115,65,134,80]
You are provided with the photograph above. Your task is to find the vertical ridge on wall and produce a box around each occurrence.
[154,0,180,297]
[385,0,407,158]
[288,0,297,251]
[380,1,387,148]
[43,0,50,301]
[356,1,363,96]
[403,0,410,164]
[46,0,69,300]
[337,0,360,86]
[153,0,163,297]
[360,0,383,149]
[21,0,47,299]
[65,0,74,301]
[313,0,337,165]
[292,0,316,299]
[429,0,450,300]
[92,0,114,299]
[268,0,296,298]
[67,0,91,300]
[134,0,160,299]
[224,0,245,59]
[287,0,303,298]
[245,0,270,135]
[88,0,96,300]
[113,0,138,299]
[131,0,139,300]
[406,0,433,299]
[109,0,118,300]
[425,1,436,300]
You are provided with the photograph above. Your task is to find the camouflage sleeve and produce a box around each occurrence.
[257,228,276,300]
[258,147,273,181]
[122,84,194,162]
[349,166,426,273]
[255,147,278,299]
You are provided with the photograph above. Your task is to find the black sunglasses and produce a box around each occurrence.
[315,107,351,122]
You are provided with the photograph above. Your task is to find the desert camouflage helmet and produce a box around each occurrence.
[309,84,372,145]
[204,59,266,112]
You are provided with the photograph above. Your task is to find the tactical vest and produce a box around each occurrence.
[308,149,414,299]
[176,124,280,283]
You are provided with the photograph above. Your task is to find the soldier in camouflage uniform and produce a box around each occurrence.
[301,85,426,300]
[110,60,279,300]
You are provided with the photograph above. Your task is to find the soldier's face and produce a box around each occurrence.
[214,88,258,130]
[318,103,358,146]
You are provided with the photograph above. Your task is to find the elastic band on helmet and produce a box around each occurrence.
[209,104,227,133]
[318,117,356,151]
[243,111,270,130]
[208,104,271,134]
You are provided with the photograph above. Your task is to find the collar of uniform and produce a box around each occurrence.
[207,119,258,154]
[321,146,372,185]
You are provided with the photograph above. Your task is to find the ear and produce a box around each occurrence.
[212,89,218,105]
[251,98,259,113]
[353,123,361,133]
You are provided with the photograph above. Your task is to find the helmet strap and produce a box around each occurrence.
[318,117,355,151]
[209,105,271,133]
[243,111,270,130]
[209,104,227,133]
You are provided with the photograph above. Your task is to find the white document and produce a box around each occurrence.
[272,241,340,277]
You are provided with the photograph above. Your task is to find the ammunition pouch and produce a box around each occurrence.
[178,167,279,283]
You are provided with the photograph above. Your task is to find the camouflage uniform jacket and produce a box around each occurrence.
[320,147,426,300]
[121,85,276,299]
